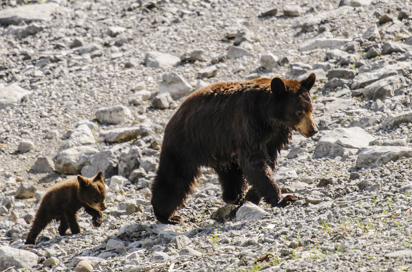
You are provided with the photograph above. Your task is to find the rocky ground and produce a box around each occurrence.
[1,0,412,271]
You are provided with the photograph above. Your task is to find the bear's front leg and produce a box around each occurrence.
[84,206,103,227]
[240,149,296,207]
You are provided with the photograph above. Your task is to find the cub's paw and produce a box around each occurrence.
[275,195,298,208]
[92,215,103,227]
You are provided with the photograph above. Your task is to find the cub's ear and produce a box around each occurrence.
[77,175,90,187]
[93,171,104,182]
[270,77,287,100]
[300,73,316,91]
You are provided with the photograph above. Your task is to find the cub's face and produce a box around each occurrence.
[271,73,318,138]
[77,171,107,211]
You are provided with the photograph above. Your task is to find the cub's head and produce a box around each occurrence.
[270,73,318,138]
[77,171,107,211]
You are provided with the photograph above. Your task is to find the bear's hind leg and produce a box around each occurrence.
[25,211,53,244]
[214,163,248,205]
[151,157,198,225]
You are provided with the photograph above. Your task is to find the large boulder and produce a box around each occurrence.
[81,145,125,178]
[0,84,32,110]
[356,146,412,168]
[158,73,192,100]
[381,111,412,130]
[0,246,38,270]
[55,146,99,175]
[118,146,142,178]
[145,51,180,68]
[362,76,405,100]
[314,127,375,158]
[0,3,59,25]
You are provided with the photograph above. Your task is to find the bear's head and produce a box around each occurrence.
[270,73,318,138]
[77,171,107,211]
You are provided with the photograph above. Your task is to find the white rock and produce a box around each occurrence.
[72,256,107,267]
[362,76,404,100]
[55,146,99,174]
[381,111,412,130]
[227,46,251,59]
[145,51,180,68]
[101,127,140,143]
[131,82,146,92]
[158,72,192,100]
[118,146,141,179]
[236,201,267,221]
[96,105,132,125]
[260,54,279,70]
[108,26,126,37]
[152,92,174,109]
[314,127,375,158]
[283,5,302,17]
[180,246,202,257]
[362,25,380,41]
[15,183,36,199]
[0,246,37,270]
[151,251,170,261]
[299,38,352,52]
[128,90,151,105]
[106,238,126,252]
[59,124,96,151]
[181,49,206,62]
[18,140,34,153]
[274,167,298,183]
[0,84,32,110]
[197,65,218,78]
[356,146,412,168]
[109,175,129,189]
[81,145,123,178]
[171,235,191,250]
[0,3,59,25]
[140,157,157,173]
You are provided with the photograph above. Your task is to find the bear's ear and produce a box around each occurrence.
[300,73,316,91]
[77,175,90,187]
[93,171,104,182]
[270,77,287,99]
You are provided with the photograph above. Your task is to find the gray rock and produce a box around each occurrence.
[74,260,93,272]
[145,51,180,68]
[379,14,393,24]
[211,204,238,222]
[151,251,170,261]
[362,75,404,100]
[181,49,206,62]
[285,62,312,79]
[70,38,84,49]
[350,0,372,7]
[5,23,43,39]
[314,127,374,158]
[362,25,380,41]
[233,30,252,46]
[0,3,59,25]
[283,5,302,17]
[0,84,32,110]
[118,146,141,178]
[299,38,351,52]
[260,54,279,70]
[301,17,321,32]
[59,124,96,151]
[106,238,126,253]
[18,140,34,153]
[55,146,99,175]
[385,250,412,258]
[158,73,192,100]
[43,257,59,268]
[101,127,140,143]
[15,183,36,199]
[197,65,218,78]
[356,146,412,168]
[171,235,191,250]
[381,111,412,130]
[140,157,157,173]
[75,43,103,55]
[260,8,278,17]
[317,177,336,187]
[227,46,251,59]
[0,246,37,270]
[2,196,14,209]
[96,105,132,125]
[382,41,406,55]
[236,201,267,221]
[129,90,151,106]
[274,167,298,182]
[72,257,107,267]
[327,69,356,80]
[107,26,126,37]
[180,247,202,257]
[152,92,174,109]
[129,168,146,183]
[81,145,123,178]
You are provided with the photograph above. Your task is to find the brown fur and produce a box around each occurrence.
[25,171,107,244]
[151,74,318,224]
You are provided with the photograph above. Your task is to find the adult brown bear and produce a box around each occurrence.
[151,74,318,224]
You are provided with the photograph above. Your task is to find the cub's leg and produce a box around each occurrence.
[58,217,69,236]
[66,212,81,234]
[214,163,248,205]
[25,209,53,244]
[151,152,198,224]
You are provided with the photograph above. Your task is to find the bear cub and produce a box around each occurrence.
[25,171,107,244]
[151,74,318,224]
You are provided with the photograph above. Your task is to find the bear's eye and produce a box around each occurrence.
[94,198,99,203]
[297,111,304,117]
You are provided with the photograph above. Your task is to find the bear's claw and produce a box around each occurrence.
[92,215,103,227]
[275,195,298,208]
